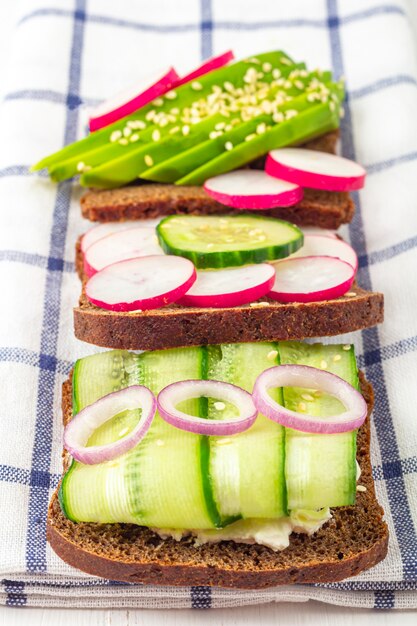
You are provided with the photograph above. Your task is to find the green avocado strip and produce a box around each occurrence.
[33,51,296,173]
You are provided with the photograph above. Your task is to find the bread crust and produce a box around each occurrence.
[74,276,384,350]
[79,131,354,230]
[47,373,388,588]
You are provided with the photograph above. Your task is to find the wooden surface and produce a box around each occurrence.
[0,2,416,624]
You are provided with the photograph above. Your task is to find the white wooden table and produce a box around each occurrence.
[0,3,416,624]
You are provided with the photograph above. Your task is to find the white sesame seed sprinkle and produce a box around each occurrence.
[110,130,122,142]
[225,141,233,151]
[182,125,190,136]
[152,129,161,141]
[267,350,278,361]
[333,354,342,362]
[214,401,226,411]
[76,161,85,172]
[343,345,351,351]
[262,62,272,72]
[118,138,128,146]
[301,393,314,402]
[169,126,180,134]
[144,154,154,167]
[156,439,165,446]
[123,127,132,137]
[130,133,140,143]
[249,301,269,308]
[272,68,281,79]
[165,90,177,100]
[320,360,328,369]
[356,485,367,492]
[346,291,357,297]
[153,98,163,106]
[298,402,307,412]
[191,81,203,91]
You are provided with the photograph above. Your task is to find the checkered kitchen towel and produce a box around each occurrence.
[0,0,416,610]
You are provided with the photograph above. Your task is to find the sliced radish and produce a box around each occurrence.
[81,222,151,254]
[84,227,163,277]
[290,234,358,273]
[204,170,303,210]
[175,51,235,87]
[266,148,366,192]
[85,255,196,312]
[178,264,275,308]
[301,227,337,239]
[89,67,179,132]
[269,256,355,303]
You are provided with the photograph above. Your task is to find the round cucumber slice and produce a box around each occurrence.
[156,214,303,269]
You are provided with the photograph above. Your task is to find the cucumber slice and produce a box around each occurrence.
[279,341,358,510]
[157,214,303,268]
[207,343,287,522]
[63,347,217,529]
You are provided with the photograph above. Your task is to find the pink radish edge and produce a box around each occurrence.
[175,51,235,87]
[268,256,355,303]
[265,151,366,193]
[85,256,197,312]
[178,265,276,308]
[89,67,179,132]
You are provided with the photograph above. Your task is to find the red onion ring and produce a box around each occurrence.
[157,380,258,435]
[253,365,367,434]
[64,386,156,464]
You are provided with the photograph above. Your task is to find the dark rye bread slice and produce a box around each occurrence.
[47,372,388,589]
[80,131,355,229]
[74,238,383,349]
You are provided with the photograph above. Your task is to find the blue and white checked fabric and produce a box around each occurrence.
[0,0,416,610]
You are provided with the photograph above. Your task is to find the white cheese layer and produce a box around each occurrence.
[153,508,332,552]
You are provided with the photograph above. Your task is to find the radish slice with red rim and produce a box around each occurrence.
[84,227,163,277]
[89,67,179,132]
[204,170,303,210]
[85,255,197,312]
[81,222,154,254]
[253,365,367,433]
[290,234,358,273]
[269,256,355,303]
[178,263,275,308]
[175,51,235,87]
[157,380,257,435]
[266,148,366,192]
[64,386,156,464]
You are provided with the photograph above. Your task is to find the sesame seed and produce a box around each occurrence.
[118,138,128,146]
[156,439,165,446]
[214,401,226,411]
[225,141,233,151]
[256,122,266,134]
[285,109,298,120]
[209,130,222,139]
[280,57,292,65]
[182,125,190,136]
[343,345,351,351]
[165,90,177,100]
[169,126,180,134]
[146,110,156,121]
[356,485,367,492]
[130,133,140,143]
[206,243,214,249]
[170,107,179,114]
[215,122,226,130]
[127,120,146,130]
[272,68,281,79]
[301,393,314,402]
[76,161,85,172]
[191,81,203,90]
[144,154,154,167]
[273,112,284,124]
[110,130,122,142]
[297,402,307,412]
[153,98,164,106]
[320,360,328,369]
[262,62,272,72]
[333,354,342,362]
[294,80,304,90]
[250,301,269,308]
[152,129,161,141]
[123,127,132,137]
[307,93,317,102]
[245,133,256,142]
[267,350,278,361]
[216,438,233,446]
[346,291,357,297]
[329,101,336,112]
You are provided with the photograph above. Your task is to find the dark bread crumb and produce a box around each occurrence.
[48,372,388,588]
